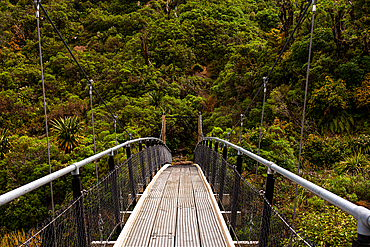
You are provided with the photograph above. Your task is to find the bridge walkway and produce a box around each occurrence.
[114,164,234,247]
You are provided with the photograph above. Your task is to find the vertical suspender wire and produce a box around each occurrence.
[89,81,103,242]
[229,0,312,141]
[254,77,268,188]
[38,3,130,139]
[89,82,98,182]
[290,1,317,245]
[238,114,245,146]
[35,1,56,246]
[114,116,119,165]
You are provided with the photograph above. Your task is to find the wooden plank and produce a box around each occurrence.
[191,165,235,247]
[114,165,172,247]
[148,166,181,247]
[234,241,259,247]
[115,164,235,247]
[175,166,201,247]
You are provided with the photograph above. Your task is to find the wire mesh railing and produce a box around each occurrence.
[11,139,171,247]
[194,141,314,247]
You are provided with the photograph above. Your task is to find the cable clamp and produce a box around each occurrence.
[263,77,268,93]
[88,79,93,95]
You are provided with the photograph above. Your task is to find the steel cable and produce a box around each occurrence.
[35,2,56,246]
[291,1,317,243]
[229,0,313,136]
[39,3,130,138]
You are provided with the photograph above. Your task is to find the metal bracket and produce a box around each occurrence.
[71,166,80,176]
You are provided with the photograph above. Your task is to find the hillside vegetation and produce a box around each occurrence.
[1,0,370,245]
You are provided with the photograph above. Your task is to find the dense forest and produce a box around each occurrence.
[1,0,370,245]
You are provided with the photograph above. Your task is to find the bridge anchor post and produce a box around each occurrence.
[258,169,275,247]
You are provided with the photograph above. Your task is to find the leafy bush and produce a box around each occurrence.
[303,135,346,169]
[241,124,296,171]
[297,206,357,246]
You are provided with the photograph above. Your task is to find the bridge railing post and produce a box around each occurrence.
[147,141,153,180]
[108,151,122,234]
[218,144,228,205]
[139,142,146,190]
[230,153,242,231]
[353,234,370,247]
[258,168,275,247]
[126,145,137,207]
[211,141,218,189]
[206,140,212,180]
[72,168,87,247]
[154,142,160,170]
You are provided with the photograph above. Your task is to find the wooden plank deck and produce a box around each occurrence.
[114,164,234,247]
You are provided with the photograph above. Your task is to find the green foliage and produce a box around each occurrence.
[51,116,83,153]
[0,135,69,232]
[0,128,11,159]
[336,150,370,175]
[297,206,357,247]
[2,0,370,240]
[303,134,345,169]
[240,123,297,171]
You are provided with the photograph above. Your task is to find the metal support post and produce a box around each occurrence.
[151,141,157,172]
[211,141,218,189]
[108,152,122,233]
[147,142,153,180]
[154,143,159,171]
[139,142,146,190]
[126,145,136,207]
[218,144,228,205]
[206,141,212,180]
[198,112,203,142]
[162,112,166,144]
[72,169,87,247]
[258,169,275,247]
[353,235,370,247]
[231,154,242,231]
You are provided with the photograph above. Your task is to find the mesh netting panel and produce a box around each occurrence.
[19,144,172,246]
[194,143,315,247]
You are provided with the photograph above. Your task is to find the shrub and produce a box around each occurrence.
[297,206,357,246]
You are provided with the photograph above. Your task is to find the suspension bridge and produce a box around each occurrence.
[1,117,370,246]
[1,0,370,246]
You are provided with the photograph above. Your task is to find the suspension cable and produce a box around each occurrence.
[35,0,56,244]
[39,3,130,137]
[229,0,312,136]
[89,83,98,181]
[238,114,245,146]
[114,116,119,165]
[254,77,268,188]
[291,0,317,239]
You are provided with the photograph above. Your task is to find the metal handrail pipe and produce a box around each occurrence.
[200,137,370,234]
[0,137,166,206]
